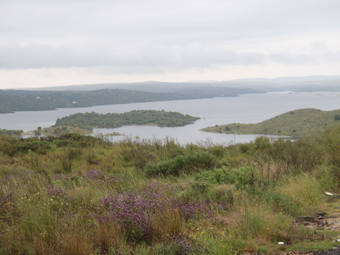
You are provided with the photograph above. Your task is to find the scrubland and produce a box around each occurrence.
[1,126,340,254]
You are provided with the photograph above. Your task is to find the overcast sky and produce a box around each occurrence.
[1,0,340,89]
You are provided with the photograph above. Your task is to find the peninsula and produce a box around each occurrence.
[201,108,340,137]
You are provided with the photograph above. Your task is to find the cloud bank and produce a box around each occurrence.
[1,0,340,87]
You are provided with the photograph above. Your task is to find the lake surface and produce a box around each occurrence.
[1,91,339,145]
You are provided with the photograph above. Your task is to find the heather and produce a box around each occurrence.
[1,127,340,254]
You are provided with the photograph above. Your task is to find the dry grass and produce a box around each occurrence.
[59,226,92,255]
[151,208,183,240]
[93,222,126,253]
[33,236,56,255]
[280,173,323,213]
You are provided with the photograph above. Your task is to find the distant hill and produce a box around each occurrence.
[0,85,267,114]
[22,75,340,93]
[201,108,340,137]
[0,89,206,114]
[281,78,340,92]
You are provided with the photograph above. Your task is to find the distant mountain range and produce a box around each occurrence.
[23,75,340,93]
[1,75,339,114]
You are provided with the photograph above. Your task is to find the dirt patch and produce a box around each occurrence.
[270,248,340,255]
[295,214,340,231]
[314,246,340,255]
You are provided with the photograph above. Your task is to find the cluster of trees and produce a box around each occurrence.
[0,128,23,136]
[54,110,200,129]
[0,89,204,114]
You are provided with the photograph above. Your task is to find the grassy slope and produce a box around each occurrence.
[2,128,340,254]
[201,108,340,137]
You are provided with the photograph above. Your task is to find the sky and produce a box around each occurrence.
[0,0,340,89]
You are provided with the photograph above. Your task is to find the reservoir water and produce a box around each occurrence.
[0,91,339,145]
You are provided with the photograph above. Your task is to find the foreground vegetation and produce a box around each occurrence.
[202,108,340,137]
[1,126,340,254]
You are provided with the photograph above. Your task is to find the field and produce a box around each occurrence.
[1,127,340,254]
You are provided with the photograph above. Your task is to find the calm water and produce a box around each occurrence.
[1,92,339,145]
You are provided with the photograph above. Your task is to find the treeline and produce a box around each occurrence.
[0,128,23,136]
[54,110,200,129]
[175,86,263,97]
[0,89,206,113]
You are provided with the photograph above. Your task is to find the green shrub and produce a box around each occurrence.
[0,136,19,157]
[192,171,218,193]
[209,145,225,157]
[144,151,217,177]
[194,166,259,190]
[209,184,235,206]
[58,147,81,172]
[24,150,41,169]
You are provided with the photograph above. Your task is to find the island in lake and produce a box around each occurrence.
[25,110,200,135]
[201,108,340,137]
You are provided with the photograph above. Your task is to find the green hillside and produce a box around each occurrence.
[0,89,206,114]
[201,108,340,136]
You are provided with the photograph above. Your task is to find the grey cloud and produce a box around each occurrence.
[1,42,339,74]
[0,43,266,72]
[1,0,340,45]
[1,0,340,74]
[268,51,318,65]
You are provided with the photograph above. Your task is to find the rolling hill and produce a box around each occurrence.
[201,108,340,137]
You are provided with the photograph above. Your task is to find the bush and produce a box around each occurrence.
[209,145,225,157]
[144,151,217,177]
[0,136,19,157]
[194,166,260,190]
[275,174,323,215]
[209,184,235,206]
[24,150,41,170]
